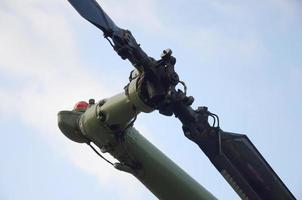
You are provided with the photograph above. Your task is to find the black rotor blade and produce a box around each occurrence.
[197,130,296,200]
[68,0,120,36]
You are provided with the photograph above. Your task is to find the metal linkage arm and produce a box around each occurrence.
[132,48,295,199]
[110,29,153,72]
[172,103,296,200]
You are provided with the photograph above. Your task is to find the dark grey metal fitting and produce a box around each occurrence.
[185,96,194,106]
[98,111,107,122]
[89,98,95,105]
[196,106,208,113]
[114,163,135,174]
[161,48,172,59]
[169,56,176,65]
[98,99,106,107]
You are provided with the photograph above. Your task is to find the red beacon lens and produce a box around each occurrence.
[74,101,89,111]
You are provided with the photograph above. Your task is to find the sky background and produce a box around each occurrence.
[0,0,301,199]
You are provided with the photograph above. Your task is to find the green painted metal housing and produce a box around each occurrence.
[58,76,216,199]
[119,127,216,200]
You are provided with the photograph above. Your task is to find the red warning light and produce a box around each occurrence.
[74,101,89,111]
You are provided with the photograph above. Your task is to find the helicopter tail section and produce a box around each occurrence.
[66,0,296,198]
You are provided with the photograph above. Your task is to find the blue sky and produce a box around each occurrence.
[0,0,301,199]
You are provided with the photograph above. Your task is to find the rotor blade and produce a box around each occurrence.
[197,130,295,199]
[68,0,120,36]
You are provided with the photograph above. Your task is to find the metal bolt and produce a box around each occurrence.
[98,111,106,122]
[161,48,172,59]
[98,99,106,107]
[89,98,95,105]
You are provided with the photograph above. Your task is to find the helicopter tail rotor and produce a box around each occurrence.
[188,127,296,200]
[68,0,120,37]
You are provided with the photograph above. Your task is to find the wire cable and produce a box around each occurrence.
[211,113,220,128]
[178,80,187,95]
[209,114,216,127]
[105,37,114,48]
[87,142,114,166]
[208,112,220,128]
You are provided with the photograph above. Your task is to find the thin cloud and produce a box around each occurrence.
[99,0,164,32]
[0,1,152,199]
